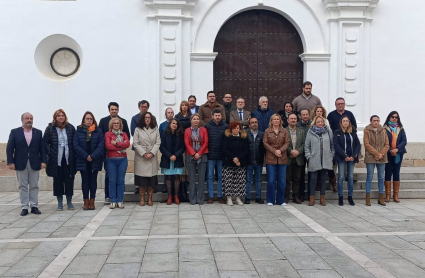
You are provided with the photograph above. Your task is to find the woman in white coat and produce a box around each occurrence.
[133,112,161,206]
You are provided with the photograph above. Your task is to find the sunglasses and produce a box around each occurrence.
[391,116,398,119]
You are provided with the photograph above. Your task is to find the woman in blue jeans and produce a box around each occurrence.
[333,116,360,206]
[383,111,407,203]
[363,115,389,206]
[263,114,290,206]
[105,118,130,209]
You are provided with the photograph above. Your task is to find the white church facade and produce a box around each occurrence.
[0,0,423,164]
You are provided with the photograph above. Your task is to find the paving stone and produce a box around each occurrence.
[285,250,332,270]
[18,232,51,239]
[115,239,147,247]
[93,225,123,237]
[348,242,400,259]
[3,255,55,277]
[106,246,145,264]
[258,222,292,233]
[307,243,347,260]
[179,228,207,235]
[150,223,178,235]
[50,226,83,238]
[179,261,219,278]
[300,236,329,244]
[179,211,202,219]
[146,238,178,253]
[210,238,244,252]
[101,215,129,226]
[124,219,152,230]
[63,255,108,275]
[0,267,10,276]
[204,214,230,224]
[253,260,300,278]
[141,253,178,272]
[98,263,140,278]
[4,241,40,249]
[240,237,272,245]
[270,237,312,253]
[200,206,225,215]
[324,259,374,278]
[179,219,206,229]
[62,216,94,227]
[219,271,260,278]
[121,228,150,236]
[0,228,28,239]
[79,240,116,255]
[0,249,31,267]
[214,251,255,271]
[152,215,179,225]
[60,274,97,278]
[298,270,342,278]
[138,272,178,278]
[179,237,210,245]
[392,249,425,268]
[179,244,213,261]
[373,258,425,278]
[244,244,285,261]
[369,235,419,250]
[206,224,235,234]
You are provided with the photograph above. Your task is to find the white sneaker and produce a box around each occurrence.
[110,202,116,209]
[267,203,273,206]
[117,202,124,209]
[281,203,287,206]
[227,196,233,206]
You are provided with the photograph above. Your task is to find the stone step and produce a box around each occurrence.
[123,189,425,202]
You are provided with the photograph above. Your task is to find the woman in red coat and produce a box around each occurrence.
[105,118,130,209]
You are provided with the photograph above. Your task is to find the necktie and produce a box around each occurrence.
[239,111,243,121]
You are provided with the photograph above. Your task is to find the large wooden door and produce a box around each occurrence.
[213,10,304,112]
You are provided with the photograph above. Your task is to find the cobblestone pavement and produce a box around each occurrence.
[0,191,425,277]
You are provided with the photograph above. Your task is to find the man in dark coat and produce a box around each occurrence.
[205,109,228,203]
[328,97,357,131]
[98,102,130,204]
[251,96,275,132]
[131,100,149,136]
[222,93,237,125]
[295,109,311,201]
[6,113,47,216]
[188,95,200,114]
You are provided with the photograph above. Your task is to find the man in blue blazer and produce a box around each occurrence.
[188,95,200,114]
[6,113,47,216]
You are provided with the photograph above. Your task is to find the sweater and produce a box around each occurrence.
[327,110,357,131]
[292,94,322,113]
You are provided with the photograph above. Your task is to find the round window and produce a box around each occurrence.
[50,48,80,77]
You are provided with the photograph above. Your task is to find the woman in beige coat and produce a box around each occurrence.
[133,112,161,206]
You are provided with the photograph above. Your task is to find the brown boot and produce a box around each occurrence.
[147,187,153,206]
[330,176,337,192]
[366,193,371,206]
[139,187,146,206]
[83,199,89,210]
[308,196,315,206]
[320,195,326,206]
[293,197,302,204]
[89,199,95,210]
[384,181,391,202]
[393,181,400,203]
[378,193,386,206]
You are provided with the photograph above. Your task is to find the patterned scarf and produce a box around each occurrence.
[191,127,202,164]
[312,125,328,135]
[388,121,400,164]
[82,124,96,141]
[112,129,126,154]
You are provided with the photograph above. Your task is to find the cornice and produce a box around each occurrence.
[144,0,197,11]
[299,53,331,62]
[190,52,218,61]
[322,0,379,20]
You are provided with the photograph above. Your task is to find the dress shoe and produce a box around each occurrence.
[207,198,214,204]
[217,198,225,204]
[134,187,139,194]
[20,209,28,216]
[31,207,41,214]
[244,198,250,204]
[255,198,264,204]
[284,196,289,204]
[293,198,302,204]
[347,196,355,206]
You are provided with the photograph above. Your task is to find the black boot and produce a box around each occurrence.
[338,196,344,206]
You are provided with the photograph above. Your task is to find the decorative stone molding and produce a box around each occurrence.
[299,53,331,62]
[323,0,379,19]
[190,52,218,61]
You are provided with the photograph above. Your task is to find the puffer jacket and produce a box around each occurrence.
[333,129,361,163]
[44,123,76,177]
[263,127,290,165]
[205,120,228,160]
[247,130,265,165]
[384,125,407,155]
[223,129,249,167]
[305,128,334,172]
[363,124,389,164]
[251,106,275,132]
[73,126,104,171]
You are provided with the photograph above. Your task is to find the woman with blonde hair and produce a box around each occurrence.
[44,109,76,211]
[263,114,290,206]
[105,118,130,209]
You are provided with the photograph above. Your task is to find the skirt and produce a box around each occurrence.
[223,166,246,196]
[161,161,183,175]
[135,175,158,189]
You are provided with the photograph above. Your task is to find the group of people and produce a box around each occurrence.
[6,81,407,216]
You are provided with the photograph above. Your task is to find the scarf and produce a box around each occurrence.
[312,125,328,135]
[82,124,96,142]
[191,127,202,164]
[112,129,126,154]
[387,121,400,164]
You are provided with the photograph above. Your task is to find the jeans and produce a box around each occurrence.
[337,161,355,197]
[310,169,327,196]
[207,160,223,198]
[107,157,128,203]
[104,159,109,199]
[285,160,302,199]
[246,165,262,199]
[366,163,385,194]
[266,164,287,205]
[81,170,98,199]
[385,154,403,181]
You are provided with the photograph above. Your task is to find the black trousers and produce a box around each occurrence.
[299,165,311,197]
[53,156,74,197]
[285,160,302,199]
[81,170,98,199]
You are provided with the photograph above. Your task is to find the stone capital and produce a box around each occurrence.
[144,0,197,16]
[322,0,379,19]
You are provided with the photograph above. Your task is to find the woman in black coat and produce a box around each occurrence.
[44,109,76,211]
[222,121,249,206]
[334,115,360,206]
[73,111,104,210]
[160,118,186,205]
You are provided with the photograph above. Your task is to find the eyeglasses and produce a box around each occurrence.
[145,117,151,119]
[391,116,398,119]
[250,121,258,124]
[112,123,120,125]
[85,118,93,121]
[336,103,345,106]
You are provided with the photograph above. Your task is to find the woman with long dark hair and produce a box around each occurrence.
[133,112,161,206]
[278,101,294,128]
[73,112,104,210]
[160,118,185,205]
[44,109,76,211]
[175,101,191,201]
[383,111,407,203]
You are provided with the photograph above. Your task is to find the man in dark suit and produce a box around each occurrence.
[285,113,305,204]
[6,113,47,216]
[188,95,199,114]
[230,97,251,130]
[131,100,149,136]
[98,102,130,204]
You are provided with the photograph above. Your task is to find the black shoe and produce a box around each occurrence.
[347,196,355,206]
[20,209,28,216]
[31,207,41,214]
[338,196,344,206]
[255,198,264,204]
[134,187,139,194]
[244,198,250,204]
[162,188,167,194]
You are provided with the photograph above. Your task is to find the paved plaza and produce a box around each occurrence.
[0,191,425,277]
